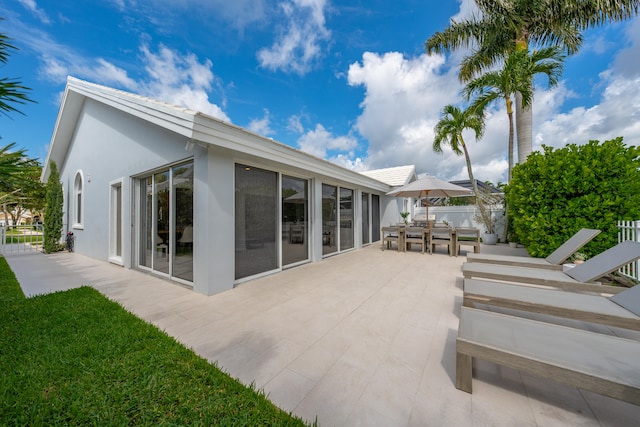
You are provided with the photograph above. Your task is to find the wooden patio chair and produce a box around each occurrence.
[381,226,400,251]
[404,226,426,254]
[456,227,480,255]
[429,224,453,256]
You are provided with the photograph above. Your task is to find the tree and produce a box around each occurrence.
[44,161,63,253]
[425,0,640,163]
[505,137,640,257]
[432,104,494,233]
[0,22,34,117]
[463,47,564,181]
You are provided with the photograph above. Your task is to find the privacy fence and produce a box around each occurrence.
[618,220,639,282]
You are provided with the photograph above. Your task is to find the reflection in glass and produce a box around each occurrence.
[155,171,170,274]
[372,194,381,242]
[172,164,193,282]
[362,192,370,245]
[340,187,354,251]
[139,177,153,268]
[282,176,309,266]
[235,164,278,280]
[322,184,337,255]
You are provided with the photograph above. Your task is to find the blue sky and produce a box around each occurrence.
[2,0,640,183]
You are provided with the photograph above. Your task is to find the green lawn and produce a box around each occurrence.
[0,257,311,426]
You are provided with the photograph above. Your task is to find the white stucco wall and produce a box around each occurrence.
[54,94,394,296]
[58,99,192,264]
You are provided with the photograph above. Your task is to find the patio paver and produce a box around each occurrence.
[4,244,640,426]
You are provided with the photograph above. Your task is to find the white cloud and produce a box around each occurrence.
[137,44,230,121]
[18,0,50,24]
[247,109,274,136]
[287,114,305,134]
[346,51,505,180]
[17,24,230,122]
[532,17,640,151]
[297,124,357,159]
[257,0,331,74]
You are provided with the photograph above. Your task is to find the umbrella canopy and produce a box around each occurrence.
[386,175,472,221]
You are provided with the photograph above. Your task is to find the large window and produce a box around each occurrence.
[138,162,193,284]
[73,170,84,228]
[282,175,309,266]
[235,164,278,280]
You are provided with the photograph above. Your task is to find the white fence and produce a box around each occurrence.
[0,225,44,255]
[413,205,506,238]
[618,220,640,282]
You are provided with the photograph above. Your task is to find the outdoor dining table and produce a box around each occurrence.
[381,225,460,255]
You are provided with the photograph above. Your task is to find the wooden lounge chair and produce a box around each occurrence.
[463,278,640,330]
[456,307,640,405]
[466,228,600,270]
[461,240,640,295]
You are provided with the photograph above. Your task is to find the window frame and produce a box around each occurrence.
[72,170,85,229]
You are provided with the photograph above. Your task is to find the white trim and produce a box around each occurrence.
[72,170,84,229]
[108,178,124,265]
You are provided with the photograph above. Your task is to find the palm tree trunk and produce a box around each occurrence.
[515,92,533,164]
[460,140,492,233]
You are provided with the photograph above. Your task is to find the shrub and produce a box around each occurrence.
[43,161,63,253]
[505,137,640,257]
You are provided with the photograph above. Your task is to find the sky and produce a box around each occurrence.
[2,0,640,184]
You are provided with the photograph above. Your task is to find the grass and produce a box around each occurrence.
[0,257,311,426]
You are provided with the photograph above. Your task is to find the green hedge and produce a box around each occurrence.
[505,137,640,258]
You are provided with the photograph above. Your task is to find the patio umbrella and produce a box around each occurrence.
[386,175,472,221]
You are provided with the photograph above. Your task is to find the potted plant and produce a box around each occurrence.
[573,252,586,265]
[475,210,498,245]
[400,212,410,225]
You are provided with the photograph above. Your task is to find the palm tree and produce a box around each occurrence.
[464,47,565,182]
[1,23,34,116]
[433,104,493,232]
[425,0,640,163]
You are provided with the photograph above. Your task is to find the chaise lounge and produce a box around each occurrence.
[466,228,600,270]
[456,307,640,404]
[461,240,640,295]
[463,278,640,331]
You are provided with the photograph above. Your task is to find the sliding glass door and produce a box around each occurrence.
[235,164,278,280]
[137,161,193,284]
[282,175,309,266]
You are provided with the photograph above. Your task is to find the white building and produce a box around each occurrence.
[42,77,408,295]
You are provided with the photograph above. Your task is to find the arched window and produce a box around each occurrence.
[73,170,84,228]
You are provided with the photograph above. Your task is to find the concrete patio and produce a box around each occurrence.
[5,244,640,426]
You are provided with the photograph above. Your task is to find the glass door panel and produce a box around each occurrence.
[362,192,370,245]
[282,176,308,266]
[139,177,153,268]
[340,188,354,251]
[172,164,194,282]
[322,184,337,255]
[155,171,170,274]
[372,194,381,242]
[235,164,278,280]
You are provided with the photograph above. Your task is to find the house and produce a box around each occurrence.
[42,77,405,295]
